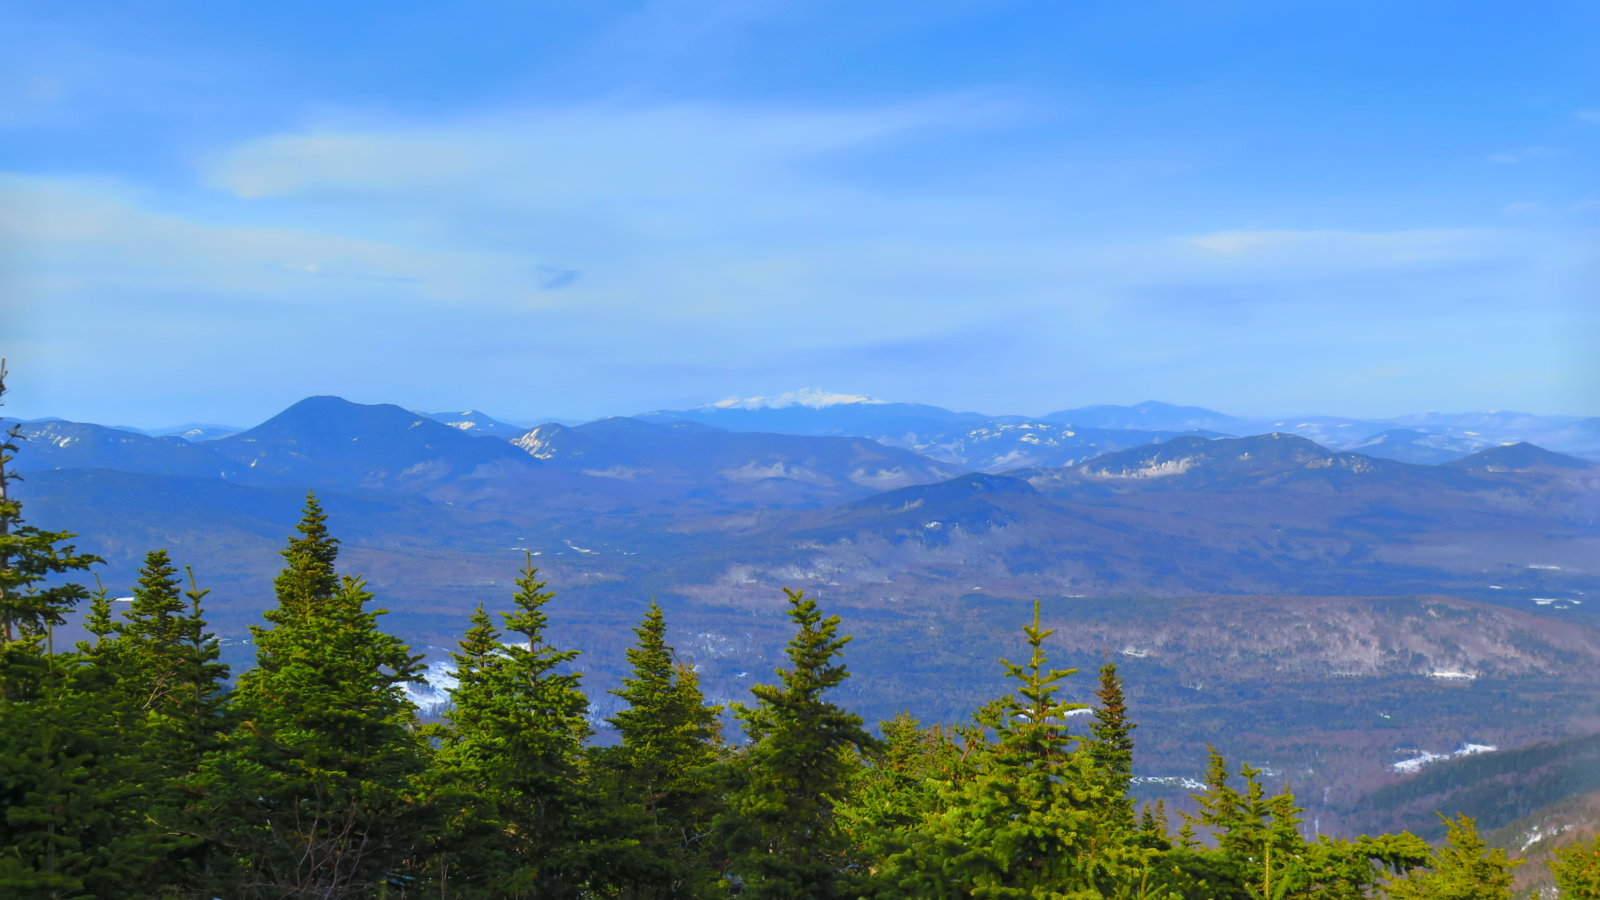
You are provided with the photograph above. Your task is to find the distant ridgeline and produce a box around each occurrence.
[6,388,1600,896]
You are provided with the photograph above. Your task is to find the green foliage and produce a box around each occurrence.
[0,658,182,898]
[720,588,879,899]
[875,602,1151,899]
[430,557,596,898]
[1090,659,1137,830]
[199,495,429,898]
[1384,814,1518,900]
[599,601,724,899]
[0,363,100,692]
[1550,834,1600,899]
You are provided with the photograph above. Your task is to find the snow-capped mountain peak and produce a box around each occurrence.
[707,388,885,411]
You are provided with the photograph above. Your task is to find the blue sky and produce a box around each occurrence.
[3,0,1597,426]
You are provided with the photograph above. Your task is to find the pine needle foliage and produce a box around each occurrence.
[199,496,428,899]
[431,555,594,898]
[720,588,878,900]
[600,601,724,899]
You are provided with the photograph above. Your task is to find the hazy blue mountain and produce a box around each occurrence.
[1347,428,1488,465]
[639,392,1006,437]
[148,422,243,441]
[509,415,961,506]
[636,391,1600,466]
[209,395,537,491]
[1449,441,1597,471]
[640,394,1211,473]
[1013,432,1433,493]
[715,434,1599,607]
[419,408,528,437]
[9,419,241,479]
[1040,400,1243,432]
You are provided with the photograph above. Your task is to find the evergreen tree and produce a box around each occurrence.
[719,588,878,900]
[0,361,100,692]
[838,711,968,875]
[0,669,178,898]
[601,601,723,899]
[1174,751,1315,897]
[1136,801,1171,852]
[199,497,428,898]
[114,551,191,712]
[431,558,594,898]
[1550,834,1600,899]
[1089,658,1137,830]
[1384,814,1518,900]
[0,363,172,897]
[876,602,1148,899]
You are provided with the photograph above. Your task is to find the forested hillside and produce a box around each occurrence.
[5,370,1600,897]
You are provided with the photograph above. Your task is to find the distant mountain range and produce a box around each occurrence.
[639,395,1600,467]
[8,391,1600,840]
[80,392,1600,470]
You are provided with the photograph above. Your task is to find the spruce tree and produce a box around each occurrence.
[1551,834,1600,899]
[0,364,173,897]
[719,588,878,900]
[0,361,100,692]
[601,601,723,899]
[199,496,428,898]
[1384,814,1519,900]
[431,558,594,898]
[101,554,231,891]
[1089,658,1137,830]
[878,601,1143,899]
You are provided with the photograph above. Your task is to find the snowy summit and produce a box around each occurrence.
[709,388,885,411]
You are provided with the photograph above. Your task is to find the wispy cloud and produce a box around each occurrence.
[1487,146,1552,165]
[7,95,1594,421]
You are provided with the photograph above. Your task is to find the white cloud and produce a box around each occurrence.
[1486,146,1551,165]
[0,174,562,309]
[1182,228,1504,271]
[6,98,1592,422]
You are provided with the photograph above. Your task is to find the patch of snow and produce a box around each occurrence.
[1521,822,1574,852]
[1083,456,1198,480]
[1133,776,1207,791]
[1393,742,1497,774]
[402,658,461,717]
[511,427,560,458]
[1393,751,1448,773]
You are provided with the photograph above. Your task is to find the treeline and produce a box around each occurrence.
[4,403,1600,897]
